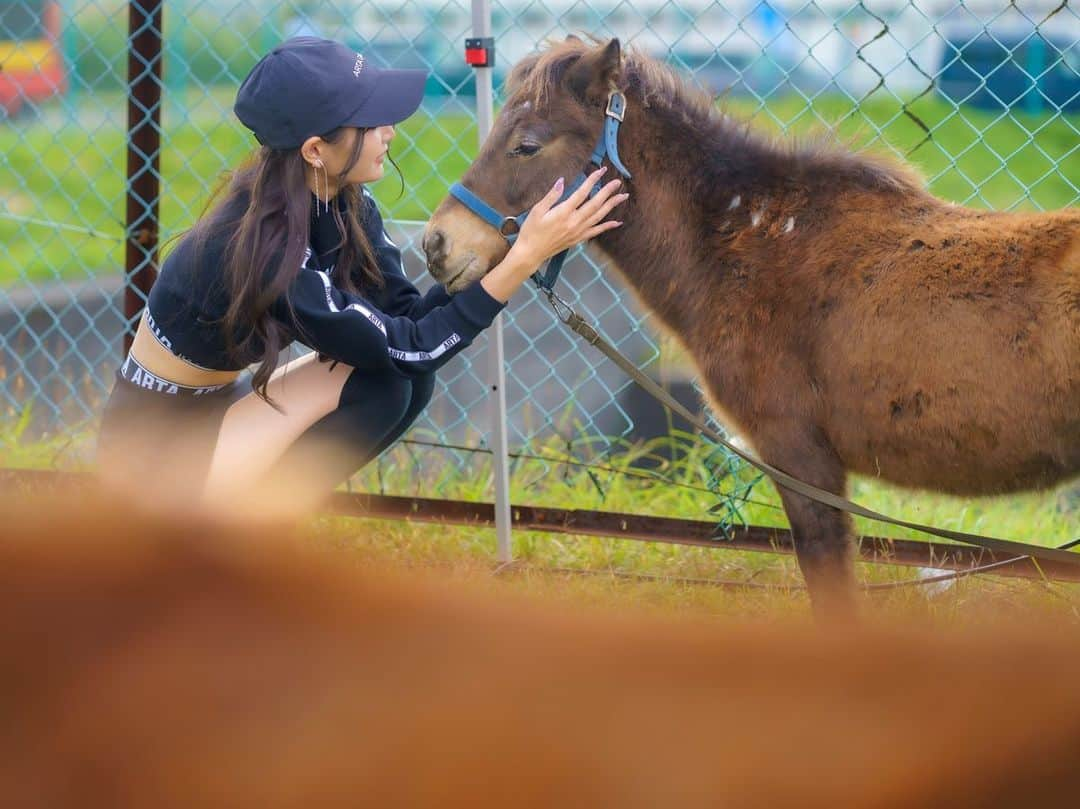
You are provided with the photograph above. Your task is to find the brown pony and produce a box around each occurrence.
[423,37,1080,618]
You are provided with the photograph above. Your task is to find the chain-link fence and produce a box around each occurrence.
[2,1,1078,483]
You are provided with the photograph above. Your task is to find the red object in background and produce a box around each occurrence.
[465,37,494,68]
[0,0,67,117]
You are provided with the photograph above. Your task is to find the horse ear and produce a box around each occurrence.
[565,38,622,104]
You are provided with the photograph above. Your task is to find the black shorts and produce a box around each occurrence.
[95,359,254,498]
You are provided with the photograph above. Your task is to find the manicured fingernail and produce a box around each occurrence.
[598,165,608,174]
[554,177,564,191]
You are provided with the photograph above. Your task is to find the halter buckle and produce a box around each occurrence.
[605,91,626,122]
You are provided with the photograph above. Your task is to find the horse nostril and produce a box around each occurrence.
[423,228,448,268]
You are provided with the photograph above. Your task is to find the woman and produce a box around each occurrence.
[95,36,627,515]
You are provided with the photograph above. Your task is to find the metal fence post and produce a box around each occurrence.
[123,0,163,356]
[470,0,512,563]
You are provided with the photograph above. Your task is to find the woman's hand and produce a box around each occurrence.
[478,166,627,303]
[508,167,628,271]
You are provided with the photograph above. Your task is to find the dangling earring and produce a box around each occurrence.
[315,159,329,215]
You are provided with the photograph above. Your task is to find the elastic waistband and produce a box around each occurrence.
[119,353,232,397]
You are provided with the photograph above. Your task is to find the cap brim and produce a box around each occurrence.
[344,68,427,127]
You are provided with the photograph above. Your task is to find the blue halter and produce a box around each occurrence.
[448,91,632,291]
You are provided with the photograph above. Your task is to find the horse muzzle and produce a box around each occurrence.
[421,225,449,276]
[422,224,493,293]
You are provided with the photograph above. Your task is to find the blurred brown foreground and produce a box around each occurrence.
[2,488,1079,808]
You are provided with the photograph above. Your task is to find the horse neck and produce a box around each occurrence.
[592,99,795,329]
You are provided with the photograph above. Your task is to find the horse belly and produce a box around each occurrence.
[823,327,1079,496]
[837,420,1079,496]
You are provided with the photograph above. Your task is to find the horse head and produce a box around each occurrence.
[424,37,625,292]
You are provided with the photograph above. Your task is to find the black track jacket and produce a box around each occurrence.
[145,188,504,376]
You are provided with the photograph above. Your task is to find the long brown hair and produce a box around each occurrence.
[182,126,394,407]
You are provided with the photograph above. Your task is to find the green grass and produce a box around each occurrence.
[2,88,1077,285]
[0,86,479,286]
[209,434,1080,622]
[281,430,1080,624]
[7,417,1077,623]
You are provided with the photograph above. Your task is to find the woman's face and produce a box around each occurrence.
[326,125,395,187]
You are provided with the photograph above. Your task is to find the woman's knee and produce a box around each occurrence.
[339,367,413,422]
[407,372,436,415]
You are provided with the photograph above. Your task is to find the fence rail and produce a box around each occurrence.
[8,467,1078,584]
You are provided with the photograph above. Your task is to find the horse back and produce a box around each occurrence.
[732,196,1080,495]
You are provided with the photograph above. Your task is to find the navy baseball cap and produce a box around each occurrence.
[234,36,428,150]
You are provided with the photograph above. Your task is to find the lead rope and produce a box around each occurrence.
[539,286,1080,573]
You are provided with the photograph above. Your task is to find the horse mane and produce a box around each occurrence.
[507,37,924,195]
[505,36,716,120]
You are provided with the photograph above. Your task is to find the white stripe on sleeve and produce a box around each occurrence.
[314,270,460,364]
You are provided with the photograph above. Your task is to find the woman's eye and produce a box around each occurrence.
[510,142,541,156]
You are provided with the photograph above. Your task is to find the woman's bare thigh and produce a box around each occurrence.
[201,352,354,514]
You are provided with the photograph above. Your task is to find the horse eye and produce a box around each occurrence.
[510,142,541,157]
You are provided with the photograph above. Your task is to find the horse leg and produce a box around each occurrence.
[755,426,858,621]
[778,488,858,622]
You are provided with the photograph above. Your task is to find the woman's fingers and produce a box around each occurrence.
[519,169,627,263]
[568,192,628,245]
[573,177,623,221]
[564,165,608,209]
[531,176,567,217]
[582,218,624,241]
[545,166,607,220]
[555,189,628,248]
[582,188,629,226]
